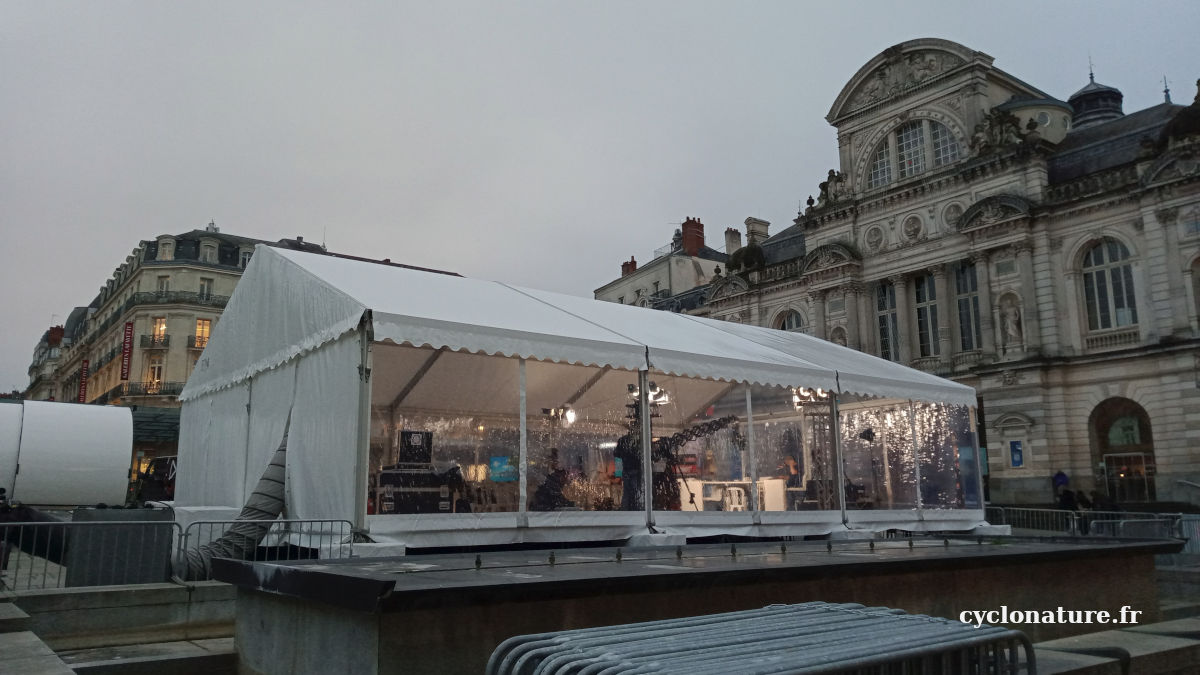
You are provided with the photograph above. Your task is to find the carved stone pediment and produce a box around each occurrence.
[958,194,1033,232]
[844,49,966,114]
[707,274,750,302]
[801,243,862,274]
[992,410,1034,429]
[1141,147,1200,188]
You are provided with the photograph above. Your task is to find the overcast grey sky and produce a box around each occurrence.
[2,1,1197,392]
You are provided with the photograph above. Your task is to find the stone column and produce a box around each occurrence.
[844,283,862,350]
[892,274,913,364]
[1062,268,1083,355]
[971,250,996,358]
[1014,242,1042,353]
[809,289,827,340]
[932,265,953,367]
[860,282,878,355]
[1184,265,1199,335]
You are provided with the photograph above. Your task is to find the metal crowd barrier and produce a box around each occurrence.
[1179,515,1200,554]
[1089,518,1180,538]
[986,506,1183,538]
[177,518,355,563]
[1,519,180,591]
[1,517,355,592]
[487,602,1035,675]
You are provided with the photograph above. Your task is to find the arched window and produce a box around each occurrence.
[1081,239,1138,331]
[867,120,960,190]
[777,310,804,332]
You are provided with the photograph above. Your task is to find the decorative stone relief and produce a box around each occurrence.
[847,50,965,112]
[1000,370,1024,386]
[943,203,963,229]
[865,226,885,252]
[903,215,923,241]
[1156,207,1180,224]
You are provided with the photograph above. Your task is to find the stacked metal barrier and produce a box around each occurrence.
[487,602,1035,675]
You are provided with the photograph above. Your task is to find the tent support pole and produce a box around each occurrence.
[639,369,653,530]
[831,395,848,527]
[518,359,528,527]
[746,387,760,518]
[970,405,986,509]
[354,317,373,534]
[910,400,923,514]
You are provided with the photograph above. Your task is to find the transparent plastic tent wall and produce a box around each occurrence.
[177,334,985,549]
[174,247,984,550]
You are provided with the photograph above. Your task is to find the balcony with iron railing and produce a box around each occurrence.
[188,335,209,349]
[140,334,170,349]
[92,346,121,370]
[88,291,229,342]
[94,380,186,404]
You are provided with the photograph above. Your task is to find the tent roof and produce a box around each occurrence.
[182,246,974,407]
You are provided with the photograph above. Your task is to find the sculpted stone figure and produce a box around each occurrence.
[1000,297,1023,345]
[816,169,845,208]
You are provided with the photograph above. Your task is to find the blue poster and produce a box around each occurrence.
[1009,440,1023,468]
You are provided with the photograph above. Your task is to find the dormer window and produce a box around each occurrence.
[867,120,960,190]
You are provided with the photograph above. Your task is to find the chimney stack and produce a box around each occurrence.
[724,227,742,255]
[48,325,65,347]
[681,217,705,257]
[744,217,770,246]
[621,256,638,277]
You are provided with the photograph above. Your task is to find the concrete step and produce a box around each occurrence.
[1159,599,1200,621]
[1032,648,1122,675]
[57,637,235,675]
[1036,626,1200,674]
[0,602,30,633]
[0,630,74,674]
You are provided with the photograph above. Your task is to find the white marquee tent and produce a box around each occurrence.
[177,246,984,549]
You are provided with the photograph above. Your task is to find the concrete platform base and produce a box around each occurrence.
[59,636,235,675]
[216,536,1178,674]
